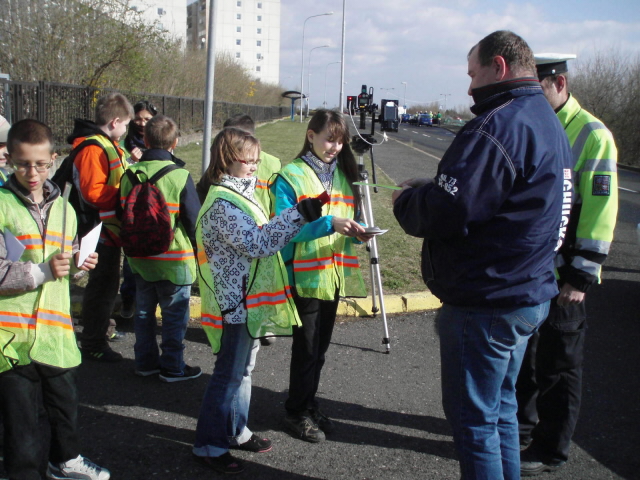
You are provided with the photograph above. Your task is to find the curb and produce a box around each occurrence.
[71,291,442,321]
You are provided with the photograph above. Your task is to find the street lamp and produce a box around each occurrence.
[440,93,451,112]
[324,61,341,108]
[306,45,330,116]
[300,12,333,122]
[401,81,407,109]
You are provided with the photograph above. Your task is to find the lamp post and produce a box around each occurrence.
[401,81,407,109]
[306,45,330,116]
[300,12,333,122]
[324,61,341,108]
[439,93,451,112]
[380,87,395,100]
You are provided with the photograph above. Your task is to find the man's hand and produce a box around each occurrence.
[557,283,585,307]
[76,251,99,272]
[130,147,143,163]
[49,253,71,279]
[391,185,411,205]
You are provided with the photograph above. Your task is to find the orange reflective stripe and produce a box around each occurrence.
[0,311,37,329]
[335,253,359,268]
[17,234,42,250]
[202,313,223,329]
[130,250,195,261]
[329,193,354,208]
[246,289,290,308]
[108,157,122,171]
[256,179,269,190]
[293,256,334,272]
[167,202,179,214]
[99,210,117,220]
[37,309,74,331]
[197,249,208,266]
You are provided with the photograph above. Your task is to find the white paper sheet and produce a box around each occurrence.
[3,228,25,262]
[363,227,388,236]
[77,222,102,268]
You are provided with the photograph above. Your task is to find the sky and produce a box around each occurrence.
[279,0,640,112]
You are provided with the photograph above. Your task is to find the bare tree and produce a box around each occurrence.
[571,50,640,166]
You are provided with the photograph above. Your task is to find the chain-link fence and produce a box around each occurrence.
[0,79,285,148]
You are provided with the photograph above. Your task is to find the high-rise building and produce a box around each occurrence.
[186,0,280,85]
[130,0,188,44]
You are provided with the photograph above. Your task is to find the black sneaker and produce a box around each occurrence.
[520,446,565,476]
[134,368,161,377]
[80,347,123,363]
[159,365,202,383]
[260,337,276,346]
[283,414,325,443]
[310,408,335,434]
[232,433,273,453]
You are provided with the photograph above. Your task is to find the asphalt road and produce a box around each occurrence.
[3,125,639,480]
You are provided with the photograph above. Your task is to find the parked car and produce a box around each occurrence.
[417,113,433,127]
[401,113,411,123]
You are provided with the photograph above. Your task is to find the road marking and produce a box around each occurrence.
[411,131,419,134]
[423,134,431,137]
[619,187,639,193]
[377,134,442,162]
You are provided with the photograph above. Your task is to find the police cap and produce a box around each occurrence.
[534,53,577,80]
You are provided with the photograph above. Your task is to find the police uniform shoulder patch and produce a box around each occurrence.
[592,175,611,196]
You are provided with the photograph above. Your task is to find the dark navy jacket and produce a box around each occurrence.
[393,79,574,308]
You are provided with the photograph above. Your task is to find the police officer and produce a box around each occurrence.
[517,53,619,476]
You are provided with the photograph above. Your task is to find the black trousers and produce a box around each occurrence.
[285,291,339,415]
[0,364,80,480]
[516,294,587,462]
[80,242,122,351]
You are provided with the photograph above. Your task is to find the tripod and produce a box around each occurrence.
[352,135,391,353]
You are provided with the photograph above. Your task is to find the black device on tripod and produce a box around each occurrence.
[347,86,391,353]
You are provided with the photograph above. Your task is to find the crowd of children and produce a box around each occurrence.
[0,98,371,478]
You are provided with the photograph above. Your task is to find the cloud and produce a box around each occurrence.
[280,0,640,110]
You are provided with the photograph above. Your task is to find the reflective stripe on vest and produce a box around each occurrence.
[196,185,300,354]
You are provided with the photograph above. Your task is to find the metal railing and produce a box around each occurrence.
[0,79,285,148]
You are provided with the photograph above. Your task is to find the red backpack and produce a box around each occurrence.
[120,164,180,258]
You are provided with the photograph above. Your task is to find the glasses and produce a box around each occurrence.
[235,158,261,166]
[13,162,53,173]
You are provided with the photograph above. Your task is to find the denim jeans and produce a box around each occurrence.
[133,275,191,373]
[438,301,549,480]
[119,257,136,301]
[193,323,259,457]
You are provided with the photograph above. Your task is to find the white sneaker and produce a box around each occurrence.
[47,454,111,480]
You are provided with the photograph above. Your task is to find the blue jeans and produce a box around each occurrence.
[438,302,549,480]
[133,275,191,372]
[193,323,259,457]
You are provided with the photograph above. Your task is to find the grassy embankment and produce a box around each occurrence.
[175,119,426,295]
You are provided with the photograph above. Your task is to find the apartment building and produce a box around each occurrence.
[187,0,280,85]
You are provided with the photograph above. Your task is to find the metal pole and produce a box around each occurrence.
[306,45,329,116]
[300,12,333,123]
[402,81,407,109]
[201,0,217,173]
[338,0,346,113]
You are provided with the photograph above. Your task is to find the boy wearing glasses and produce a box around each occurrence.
[68,92,133,363]
[0,119,108,480]
[119,115,202,382]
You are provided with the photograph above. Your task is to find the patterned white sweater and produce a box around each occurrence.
[200,175,305,324]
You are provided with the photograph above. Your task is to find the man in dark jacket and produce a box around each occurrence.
[392,30,574,480]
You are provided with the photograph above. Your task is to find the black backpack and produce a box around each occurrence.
[119,164,180,258]
[52,139,104,238]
